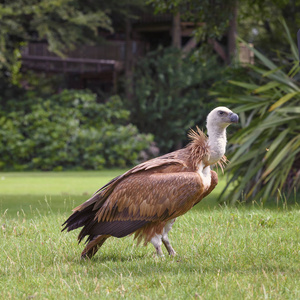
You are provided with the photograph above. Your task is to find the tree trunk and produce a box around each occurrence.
[125,18,133,100]
[172,12,181,49]
[172,12,182,149]
[227,3,238,64]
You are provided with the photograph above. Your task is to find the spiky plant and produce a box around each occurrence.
[218,19,300,204]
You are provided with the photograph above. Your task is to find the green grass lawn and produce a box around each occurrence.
[1,170,299,299]
[0,170,127,217]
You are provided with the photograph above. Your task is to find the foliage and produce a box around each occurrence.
[147,0,236,39]
[149,0,300,57]
[126,47,222,153]
[218,20,300,204]
[0,0,107,78]
[238,0,300,54]
[0,0,146,83]
[0,90,153,170]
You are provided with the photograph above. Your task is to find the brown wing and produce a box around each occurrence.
[72,155,189,213]
[99,169,219,224]
[96,171,205,222]
[62,155,190,240]
[76,171,206,242]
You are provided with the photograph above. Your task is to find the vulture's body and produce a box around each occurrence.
[62,107,238,258]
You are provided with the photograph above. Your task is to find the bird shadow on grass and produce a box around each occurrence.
[72,251,298,277]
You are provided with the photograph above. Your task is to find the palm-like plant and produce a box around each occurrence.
[218,20,300,204]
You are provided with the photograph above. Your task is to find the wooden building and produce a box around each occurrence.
[21,13,252,94]
[21,14,174,93]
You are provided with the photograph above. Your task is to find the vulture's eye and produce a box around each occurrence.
[218,111,225,116]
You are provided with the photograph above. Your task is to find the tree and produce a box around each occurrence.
[148,0,236,39]
[148,0,300,63]
[236,0,300,60]
[148,0,237,63]
[0,0,146,84]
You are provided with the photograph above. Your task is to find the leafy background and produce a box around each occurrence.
[216,20,300,203]
[0,91,153,170]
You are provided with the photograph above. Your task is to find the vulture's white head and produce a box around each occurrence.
[206,106,239,132]
[205,106,238,165]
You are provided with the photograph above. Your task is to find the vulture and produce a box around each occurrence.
[62,107,238,258]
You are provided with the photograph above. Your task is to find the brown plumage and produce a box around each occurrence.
[62,107,238,258]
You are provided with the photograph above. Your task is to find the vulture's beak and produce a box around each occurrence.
[229,113,239,124]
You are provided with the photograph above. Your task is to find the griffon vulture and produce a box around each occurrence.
[62,107,238,258]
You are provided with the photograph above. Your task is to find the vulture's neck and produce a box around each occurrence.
[206,125,227,165]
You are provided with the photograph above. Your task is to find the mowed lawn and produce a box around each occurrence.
[0,171,300,299]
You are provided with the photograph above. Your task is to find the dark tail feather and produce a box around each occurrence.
[81,235,110,259]
[62,178,116,233]
[62,204,149,242]
[80,219,149,241]
[62,205,95,233]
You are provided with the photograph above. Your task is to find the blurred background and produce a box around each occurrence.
[0,0,299,204]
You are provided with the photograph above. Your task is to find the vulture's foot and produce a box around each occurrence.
[162,218,176,256]
[162,239,176,256]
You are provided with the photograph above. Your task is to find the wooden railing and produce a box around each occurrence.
[21,41,145,73]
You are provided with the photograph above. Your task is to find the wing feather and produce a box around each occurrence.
[72,157,188,213]
[95,172,205,224]
[74,172,206,242]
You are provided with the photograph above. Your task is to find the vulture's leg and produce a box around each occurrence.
[162,218,176,256]
[150,234,164,256]
[81,235,110,259]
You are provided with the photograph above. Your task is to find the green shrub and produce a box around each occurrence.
[126,47,223,153]
[0,90,153,170]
